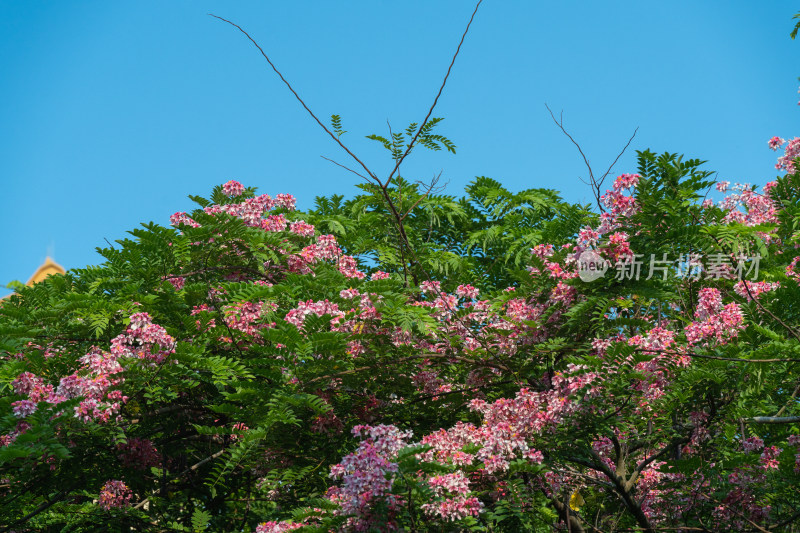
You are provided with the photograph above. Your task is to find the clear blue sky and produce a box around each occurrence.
[2,1,798,296]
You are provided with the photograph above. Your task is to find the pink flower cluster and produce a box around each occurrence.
[546,173,642,273]
[223,179,245,197]
[601,177,640,219]
[255,522,303,533]
[718,183,778,226]
[419,472,483,521]
[171,184,297,232]
[110,312,176,364]
[10,342,130,424]
[760,446,782,470]
[733,280,780,301]
[685,288,745,346]
[742,436,764,453]
[455,284,479,299]
[223,301,278,336]
[290,234,366,279]
[770,136,800,174]
[419,365,596,475]
[10,314,172,424]
[531,243,555,260]
[411,370,453,398]
[420,280,442,294]
[577,226,600,247]
[289,220,315,236]
[421,494,484,522]
[0,421,30,447]
[169,211,200,228]
[98,480,133,510]
[605,231,633,262]
[613,173,640,190]
[623,327,687,406]
[786,256,800,284]
[166,276,185,291]
[327,425,412,527]
[714,468,771,526]
[338,255,366,279]
[284,299,344,330]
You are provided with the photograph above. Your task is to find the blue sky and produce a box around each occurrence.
[1,1,798,296]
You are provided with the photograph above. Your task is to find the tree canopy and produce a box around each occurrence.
[3,6,800,533]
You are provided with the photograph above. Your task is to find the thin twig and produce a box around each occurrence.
[209,14,379,183]
[385,0,483,186]
[320,156,371,183]
[598,126,639,186]
[545,104,637,212]
[741,279,800,342]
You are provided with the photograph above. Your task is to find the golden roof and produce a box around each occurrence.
[1,257,66,301]
[26,257,66,285]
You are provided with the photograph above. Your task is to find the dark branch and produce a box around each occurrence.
[385,0,483,185]
[209,14,379,183]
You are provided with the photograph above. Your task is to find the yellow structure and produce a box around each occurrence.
[1,257,66,300]
[25,257,66,285]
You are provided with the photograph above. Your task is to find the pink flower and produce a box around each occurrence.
[760,446,782,470]
[339,288,360,299]
[11,400,37,418]
[169,212,200,228]
[420,280,442,294]
[743,436,764,453]
[577,226,601,247]
[262,214,288,232]
[455,284,479,299]
[166,276,185,291]
[98,480,133,509]
[612,173,640,190]
[111,312,176,364]
[733,280,779,301]
[531,244,555,259]
[289,220,315,236]
[338,255,365,279]
[775,137,800,173]
[328,424,412,525]
[421,495,483,521]
[274,193,297,211]
[768,136,785,151]
[222,180,245,197]
[284,299,344,330]
[11,372,43,396]
[256,522,303,533]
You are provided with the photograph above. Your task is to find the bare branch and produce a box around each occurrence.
[598,126,639,186]
[545,103,638,212]
[740,280,800,342]
[749,416,800,424]
[320,155,371,183]
[385,0,483,185]
[209,14,379,183]
[400,172,445,221]
[546,104,595,182]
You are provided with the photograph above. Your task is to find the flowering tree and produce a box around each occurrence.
[4,5,800,532]
[3,128,800,531]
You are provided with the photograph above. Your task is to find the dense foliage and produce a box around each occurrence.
[4,9,800,528]
[3,126,800,532]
